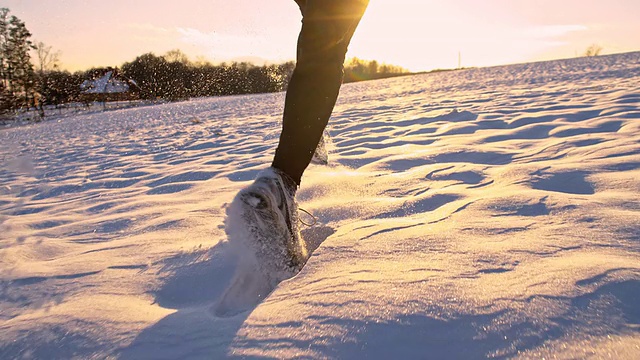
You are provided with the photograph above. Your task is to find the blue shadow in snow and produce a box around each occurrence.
[231,280,640,359]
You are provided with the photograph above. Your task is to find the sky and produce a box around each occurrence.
[2,0,640,72]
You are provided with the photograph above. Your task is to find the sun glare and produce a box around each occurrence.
[348,0,638,71]
[350,1,528,71]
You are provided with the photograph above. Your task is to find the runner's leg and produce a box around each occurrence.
[272,0,369,185]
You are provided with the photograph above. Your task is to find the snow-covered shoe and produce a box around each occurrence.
[310,130,331,165]
[214,167,308,317]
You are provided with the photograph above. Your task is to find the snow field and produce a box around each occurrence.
[1,52,639,359]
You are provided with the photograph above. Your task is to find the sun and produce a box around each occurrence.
[347,1,476,71]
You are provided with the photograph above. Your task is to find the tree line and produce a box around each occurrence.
[120,52,297,101]
[1,7,408,118]
[343,57,408,82]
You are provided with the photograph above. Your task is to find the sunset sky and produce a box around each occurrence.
[3,0,640,72]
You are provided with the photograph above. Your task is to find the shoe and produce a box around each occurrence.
[226,167,308,278]
[215,167,309,316]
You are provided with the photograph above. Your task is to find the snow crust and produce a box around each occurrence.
[1,52,639,359]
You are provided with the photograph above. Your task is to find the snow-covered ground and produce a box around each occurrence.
[1,52,639,359]
[1,100,168,127]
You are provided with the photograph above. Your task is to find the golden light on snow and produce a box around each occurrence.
[1,43,639,357]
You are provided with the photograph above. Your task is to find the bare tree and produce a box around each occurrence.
[584,44,603,57]
[32,41,60,118]
[34,41,60,72]
[163,49,189,64]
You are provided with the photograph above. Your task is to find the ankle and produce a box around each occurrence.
[272,167,298,194]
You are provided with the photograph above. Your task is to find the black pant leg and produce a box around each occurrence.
[272,0,369,185]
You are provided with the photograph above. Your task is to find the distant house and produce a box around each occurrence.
[79,69,140,104]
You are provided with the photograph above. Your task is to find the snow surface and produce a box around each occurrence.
[1,52,640,359]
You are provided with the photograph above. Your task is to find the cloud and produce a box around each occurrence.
[176,27,291,62]
[523,24,588,39]
[124,23,180,44]
[178,28,247,46]
[177,27,254,57]
[126,23,172,34]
